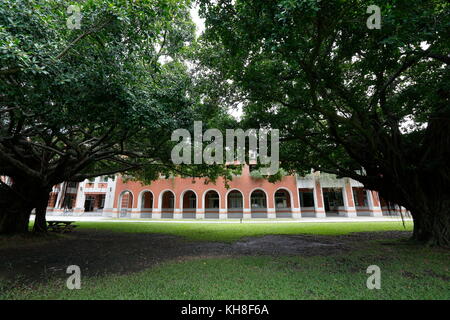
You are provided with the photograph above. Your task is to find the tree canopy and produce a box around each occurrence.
[197,0,450,245]
[0,0,208,232]
[0,0,449,245]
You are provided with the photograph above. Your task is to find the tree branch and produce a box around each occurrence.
[55,17,114,60]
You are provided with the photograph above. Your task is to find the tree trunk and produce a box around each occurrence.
[32,191,50,233]
[0,204,32,234]
[0,178,52,235]
[404,98,449,246]
[0,183,33,234]
[377,175,450,247]
[410,208,449,246]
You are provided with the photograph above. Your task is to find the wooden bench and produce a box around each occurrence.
[47,221,78,233]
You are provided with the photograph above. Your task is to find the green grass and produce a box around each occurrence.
[2,241,448,300]
[2,220,448,300]
[75,220,414,242]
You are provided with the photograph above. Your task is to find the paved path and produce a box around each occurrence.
[34,215,412,224]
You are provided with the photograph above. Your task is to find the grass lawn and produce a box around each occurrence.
[75,220,414,242]
[1,221,449,300]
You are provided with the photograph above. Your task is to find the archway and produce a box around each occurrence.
[227,190,243,219]
[182,190,197,219]
[161,190,175,219]
[204,190,220,219]
[140,191,153,218]
[323,188,344,216]
[119,191,133,218]
[299,188,315,217]
[275,189,292,218]
[250,189,267,218]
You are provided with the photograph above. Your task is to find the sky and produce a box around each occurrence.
[190,5,205,38]
[190,5,244,120]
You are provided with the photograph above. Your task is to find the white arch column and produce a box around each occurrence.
[130,210,140,219]
[174,209,182,219]
[267,208,276,219]
[367,190,383,217]
[129,191,141,218]
[196,210,205,219]
[101,177,117,218]
[152,192,162,219]
[175,191,183,219]
[342,179,357,217]
[313,178,326,218]
[219,208,227,219]
[152,211,162,219]
[242,190,251,219]
[267,190,276,219]
[74,183,86,215]
[292,186,302,219]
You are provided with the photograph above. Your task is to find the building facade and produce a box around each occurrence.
[44,167,407,219]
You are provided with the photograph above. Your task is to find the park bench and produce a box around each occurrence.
[47,221,78,233]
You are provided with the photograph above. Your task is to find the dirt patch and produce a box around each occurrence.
[0,229,411,287]
[232,234,346,256]
[423,269,450,282]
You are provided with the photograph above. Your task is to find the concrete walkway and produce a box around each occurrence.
[33,215,412,224]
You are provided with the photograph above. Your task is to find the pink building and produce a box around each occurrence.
[43,166,408,219]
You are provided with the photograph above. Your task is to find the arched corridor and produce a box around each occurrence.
[204,190,220,219]
[119,191,133,218]
[275,189,292,218]
[140,191,153,218]
[250,189,267,218]
[182,190,197,219]
[227,190,243,219]
[161,190,175,219]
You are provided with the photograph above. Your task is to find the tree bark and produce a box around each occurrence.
[409,207,449,246]
[407,102,449,246]
[0,203,32,234]
[0,178,52,235]
[376,174,450,247]
[32,191,50,233]
[0,182,33,234]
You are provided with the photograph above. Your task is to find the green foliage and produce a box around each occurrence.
[198,0,450,216]
[0,0,202,186]
[250,167,288,183]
